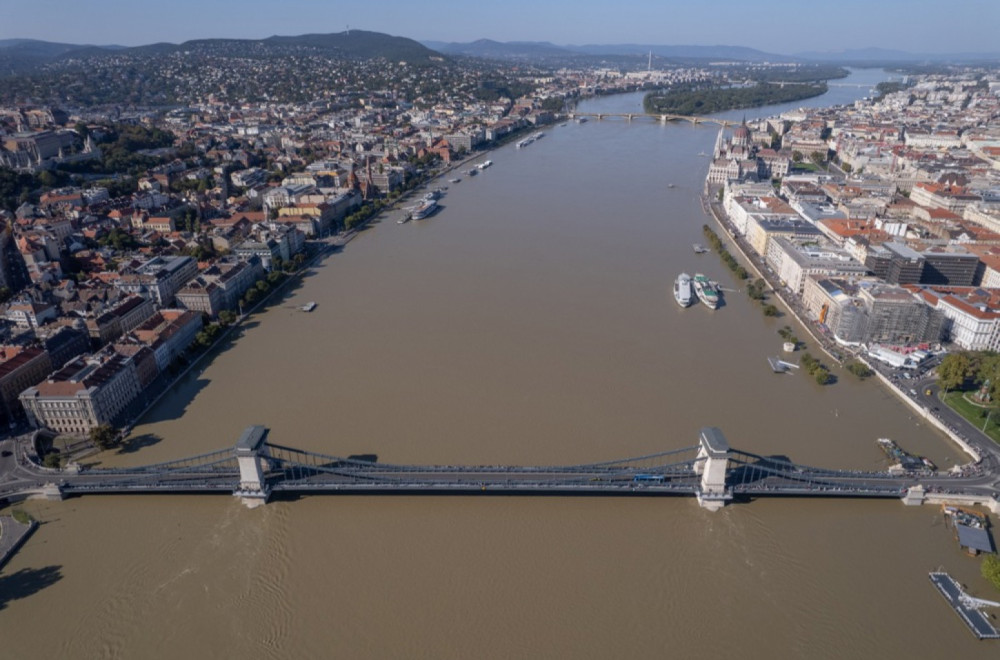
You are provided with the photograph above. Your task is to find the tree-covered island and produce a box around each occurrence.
[643,81,827,116]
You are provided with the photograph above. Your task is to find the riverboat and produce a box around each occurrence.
[692,274,720,310]
[301,302,317,312]
[477,160,493,170]
[411,199,438,220]
[693,244,709,254]
[674,273,693,307]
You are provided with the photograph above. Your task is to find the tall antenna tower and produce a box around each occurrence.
[648,50,652,71]
[346,25,351,35]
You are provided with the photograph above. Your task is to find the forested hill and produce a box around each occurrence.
[0,30,443,77]
[0,31,446,105]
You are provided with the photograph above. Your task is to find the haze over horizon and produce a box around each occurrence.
[4,0,997,55]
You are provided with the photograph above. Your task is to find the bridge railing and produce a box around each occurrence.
[730,450,902,480]
[76,447,238,475]
[264,443,703,474]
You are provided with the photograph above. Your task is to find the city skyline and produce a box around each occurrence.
[3,0,999,56]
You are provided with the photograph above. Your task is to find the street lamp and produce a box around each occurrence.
[983,408,994,433]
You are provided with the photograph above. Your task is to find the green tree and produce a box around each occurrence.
[983,554,1000,591]
[845,361,873,379]
[43,452,62,469]
[791,151,803,163]
[814,368,834,385]
[89,424,119,451]
[937,352,973,391]
[218,310,237,326]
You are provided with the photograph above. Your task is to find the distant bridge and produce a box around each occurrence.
[568,112,737,127]
[769,81,877,89]
[4,426,997,511]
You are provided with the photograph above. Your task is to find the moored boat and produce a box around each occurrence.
[477,160,493,170]
[301,302,317,312]
[411,199,438,220]
[674,273,693,307]
[692,274,720,309]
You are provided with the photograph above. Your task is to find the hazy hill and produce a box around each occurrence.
[425,39,575,60]
[0,30,443,74]
[566,43,794,62]
[796,47,1000,63]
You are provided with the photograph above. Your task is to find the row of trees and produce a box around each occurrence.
[800,352,835,385]
[702,225,748,280]
[702,225,781,316]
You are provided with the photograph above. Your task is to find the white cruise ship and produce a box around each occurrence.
[674,273,693,307]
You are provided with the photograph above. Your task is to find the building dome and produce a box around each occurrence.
[732,124,751,147]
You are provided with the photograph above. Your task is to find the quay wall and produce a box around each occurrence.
[867,362,982,463]
[0,516,38,571]
[924,492,1000,515]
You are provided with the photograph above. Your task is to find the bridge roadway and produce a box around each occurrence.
[2,428,999,510]
[567,111,737,126]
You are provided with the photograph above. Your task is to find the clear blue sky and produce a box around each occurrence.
[4,0,997,54]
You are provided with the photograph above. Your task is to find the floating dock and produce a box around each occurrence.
[929,572,1000,640]
[693,243,709,254]
[943,505,995,556]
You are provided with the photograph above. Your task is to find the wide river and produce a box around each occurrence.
[5,69,998,658]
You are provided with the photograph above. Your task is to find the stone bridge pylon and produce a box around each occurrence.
[234,425,271,507]
[694,427,732,511]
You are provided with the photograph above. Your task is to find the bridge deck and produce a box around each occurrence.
[0,430,984,505]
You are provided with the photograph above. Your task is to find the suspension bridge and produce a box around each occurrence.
[568,112,738,126]
[4,426,997,511]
